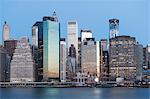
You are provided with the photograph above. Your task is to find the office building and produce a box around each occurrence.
[10,37,35,82]
[99,39,109,81]
[81,29,92,42]
[32,21,43,81]
[109,36,143,81]
[67,44,76,74]
[60,38,67,82]
[67,21,78,69]
[81,38,98,77]
[43,11,60,81]
[77,37,81,72]
[0,46,9,82]
[2,21,10,43]
[143,45,150,69]
[109,19,119,38]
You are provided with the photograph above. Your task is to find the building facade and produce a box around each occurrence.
[43,12,60,81]
[10,37,34,82]
[109,36,143,81]
[60,38,67,82]
[109,19,119,38]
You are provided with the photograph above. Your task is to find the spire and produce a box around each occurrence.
[4,21,7,24]
[52,10,58,22]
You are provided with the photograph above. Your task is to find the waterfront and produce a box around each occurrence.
[0,88,149,99]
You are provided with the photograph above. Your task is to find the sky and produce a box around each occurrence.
[0,0,150,46]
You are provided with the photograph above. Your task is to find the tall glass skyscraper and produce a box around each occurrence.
[43,12,60,81]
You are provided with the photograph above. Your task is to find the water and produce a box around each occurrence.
[0,88,149,99]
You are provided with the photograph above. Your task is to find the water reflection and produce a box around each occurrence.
[1,88,149,99]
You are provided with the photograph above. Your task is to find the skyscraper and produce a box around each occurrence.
[2,21,10,43]
[0,46,9,82]
[43,11,60,81]
[109,36,143,81]
[32,21,43,81]
[4,40,18,81]
[109,19,119,38]
[10,37,35,82]
[81,29,92,42]
[99,39,109,81]
[60,38,66,82]
[67,21,78,68]
[81,38,98,77]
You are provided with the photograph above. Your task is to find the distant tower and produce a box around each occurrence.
[3,21,10,43]
[67,21,78,69]
[109,19,119,38]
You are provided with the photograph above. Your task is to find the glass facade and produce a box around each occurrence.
[43,20,60,80]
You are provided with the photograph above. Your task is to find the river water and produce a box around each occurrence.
[0,88,149,99]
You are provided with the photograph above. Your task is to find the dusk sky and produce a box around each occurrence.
[0,0,149,46]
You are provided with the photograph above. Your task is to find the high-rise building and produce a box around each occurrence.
[4,40,17,81]
[67,21,78,69]
[99,39,109,81]
[67,44,76,74]
[43,11,60,81]
[109,36,143,81]
[0,46,9,82]
[77,37,81,72]
[60,38,66,82]
[4,40,18,60]
[10,37,35,82]
[32,21,43,81]
[109,19,119,38]
[81,38,98,77]
[2,21,10,43]
[81,29,92,42]
[143,45,150,69]
[32,21,43,48]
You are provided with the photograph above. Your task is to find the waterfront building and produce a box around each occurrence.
[2,21,10,44]
[99,39,109,81]
[67,21,78,69]
[32,21,43,81]
[68,44,76,74]
[143,45,150,70]
[4,40,17,81]
[0,46,9,82]
[60,38,67,82]
[43,11,60,81]
[109,19,119,38]
[10,37,35,82]
[77,37,81,72]
[80,29,92,42]
[81,38,99,77]
[109,36,143,81]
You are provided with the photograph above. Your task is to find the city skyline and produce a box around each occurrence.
[0,0,149,46]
